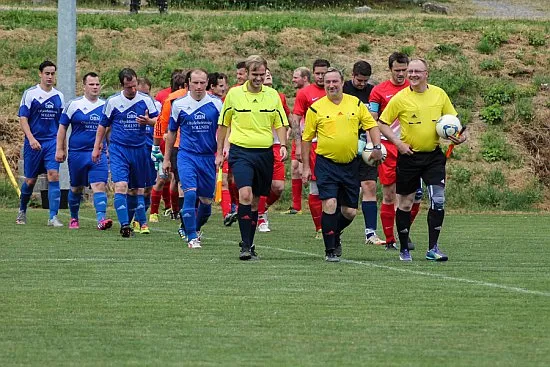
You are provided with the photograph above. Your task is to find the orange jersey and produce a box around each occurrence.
[154,88,187,147]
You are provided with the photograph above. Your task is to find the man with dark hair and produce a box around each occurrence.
[235,61,247,86]
[92,68,159,237]
[16,60,65,226]
[164,69,223,249]
[216,55,289,260]
[55,72,112,231]
[207,72,228,99]
[378,58,466,262]
[342,60,383,246]
[302,67,382,262]
[290,58,330,239]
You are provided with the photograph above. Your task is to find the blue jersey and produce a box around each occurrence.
[18,84,65,142]
[59,96,105,152]
[100,91,159,148]
[169,93,222,155]
[145,100,162,147]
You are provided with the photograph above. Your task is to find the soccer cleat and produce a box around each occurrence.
[188,238,201,249]
[16,210,27,225]
[365,233,385,246]
[239,241,252,260]
[140,224,150,234]
[426,244,448,261]
[258,221,271,233]
[149,213,160,223]
[163,208,172,217]
[47,215,63,227]
[69,218,79,229]
[408,237,416,251]
[399,249,412,262]
[97,218,113,230]
[385,241,398,251]
[314,229,323,240]
[250,244,260,260]
[223,212,238,227]
[325,251,341,263]
[120,224,132,238]
[178,226,187,241]
[283,207,302,215]
[131,220,140,232]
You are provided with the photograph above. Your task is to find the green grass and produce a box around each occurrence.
[1,208,549,365]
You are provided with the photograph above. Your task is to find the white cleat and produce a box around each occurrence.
[47,215,64,227]
[258,222,271,233]
[365,233,385,246]
[188,238,201,249]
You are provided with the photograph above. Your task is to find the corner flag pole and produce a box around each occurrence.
[0,147,21,197]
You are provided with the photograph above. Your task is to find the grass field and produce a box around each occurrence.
[1,207,549,366]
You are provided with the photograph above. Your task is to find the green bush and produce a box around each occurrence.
[479,58,503,71]
[429,62,478,107]
[482,81,516,105]
[399,45,415,57]
[357,42,371,54]
[450,166,472,185]
[476,37,497,54]
[480,104,504,125]
[527,32,546,47]
[433,43,462,56]
[515,97,535,122]
[480,131,514,162]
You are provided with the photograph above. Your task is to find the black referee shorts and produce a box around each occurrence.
[228,144,274,197]
[315,155,360,209]
[358,159,378,182]
[396,148,446,195]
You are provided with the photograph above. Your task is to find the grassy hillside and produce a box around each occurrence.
[0,6,549,210]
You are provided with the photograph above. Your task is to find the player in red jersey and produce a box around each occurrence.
[284,66,311,215]
[369,52,421,250]
[257,68,291,232]
[290,59,330,239]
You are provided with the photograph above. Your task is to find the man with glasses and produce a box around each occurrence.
[378,58,466,262]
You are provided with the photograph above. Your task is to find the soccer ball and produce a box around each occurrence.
[436,115,462,139]
[362,142,387,167]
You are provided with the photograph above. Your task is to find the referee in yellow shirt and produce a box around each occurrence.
[216,55,289,261]
[302,67,382,262]
[378,59,466,262]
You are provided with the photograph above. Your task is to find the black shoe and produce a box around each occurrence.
[239,241,251,260]
[250,244,260,260]
[224,212,238,227]
[385,241,398,251]
[334,235,342,257]
[408,237,415,251]
[120,224,131,238]
[325,250,340,262]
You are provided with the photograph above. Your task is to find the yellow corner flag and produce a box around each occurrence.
[0,146,21,197]
[215,168,223,203]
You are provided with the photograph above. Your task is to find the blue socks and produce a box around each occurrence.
[19,181,34,212]
[362,200,378,234]
[182,190,197,241]
[68,190,82,219]
[135,194,146,226]
[196,201,212,232]
[114,193,129,226]
[144,194,151,213]
[127,195,138,223]
[93,192,107,222]
[48,181,61,219]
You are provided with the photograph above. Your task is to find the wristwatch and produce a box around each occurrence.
[373,144,382,150]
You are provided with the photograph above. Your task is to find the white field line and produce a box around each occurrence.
[8,213,549,298]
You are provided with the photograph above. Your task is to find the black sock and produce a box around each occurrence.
[249,210,258,246]
[428,208,444,250]
[321,212,338,253]
[395,208,411,252]
[238,204,252,250]
[336,211,353,233]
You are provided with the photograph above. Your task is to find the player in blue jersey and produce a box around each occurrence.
[55,72,113,231]
[16,60,65,227]
[163,69,223,249]
[92,68,159,238]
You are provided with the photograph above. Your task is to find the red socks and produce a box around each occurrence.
[308,194,322,231]
[380,203,396,243]
[411,202,421,224]
[291,179,302,211]
[150,188,162,215]
[221,189,231,217]
[162,184,171,209]
[170,190,180,213]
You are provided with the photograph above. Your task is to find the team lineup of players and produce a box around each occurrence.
[16,52,465,261]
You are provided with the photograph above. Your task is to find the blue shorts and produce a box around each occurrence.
[315,155,360,209]
[23,139,59,178]
[68,150,108,188]
[228,144,273,197]
[144,145,157,187]
[177,151,216,199]
[109,143,149,189]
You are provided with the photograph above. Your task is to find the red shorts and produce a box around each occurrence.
[159,139,166,154]
[272,144,285,181]
[378,140,398,186]
[310,142,317,181]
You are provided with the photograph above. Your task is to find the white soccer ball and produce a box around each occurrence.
[362,142,387,167]
[436,115,462,139]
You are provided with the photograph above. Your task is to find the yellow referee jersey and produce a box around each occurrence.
[218,81,288,148]
[379,85,457,152]
[303,94,378,164]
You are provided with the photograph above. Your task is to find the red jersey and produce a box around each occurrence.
[279,92,290,116]
[369,79,410,137]
[155,87,172,105]
[293,83,326,117]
